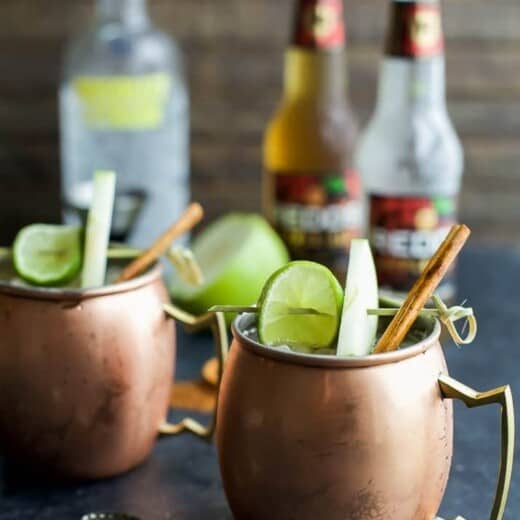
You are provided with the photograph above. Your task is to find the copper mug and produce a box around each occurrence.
[0,263,227,479]
[217,311,515,520]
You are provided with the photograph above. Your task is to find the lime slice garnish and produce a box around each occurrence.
[13,224,82,286]
[336,239,379,357]
[258,261,343,350]
[170,214,289,316]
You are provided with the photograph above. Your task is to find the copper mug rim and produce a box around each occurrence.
[0,263,163,301]
[231,311,442,369]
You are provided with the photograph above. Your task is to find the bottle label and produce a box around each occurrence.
[293,0,345,50]
[268,170,362,271]
[369,194,457,292]
[386,2,444,58]
[73,73,171,130]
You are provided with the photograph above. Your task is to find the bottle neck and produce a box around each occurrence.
[96,0,149,28]
[376,57,446,114]
[284,48,347,101]
[284,0,347,101]
[377,0,446,113]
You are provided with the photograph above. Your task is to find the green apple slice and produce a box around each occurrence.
[81,170,116,288]
[337,239,379,357]
[170,214,289,316]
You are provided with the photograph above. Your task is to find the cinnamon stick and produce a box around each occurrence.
[373,224,471,354]
[116,202,204,283]
[171,381,216,413]
[202,357,219,387]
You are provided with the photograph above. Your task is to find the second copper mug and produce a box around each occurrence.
[0,262,227,479]
[217,311,515,520]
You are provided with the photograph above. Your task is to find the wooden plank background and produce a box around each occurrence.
[1,0,520,244]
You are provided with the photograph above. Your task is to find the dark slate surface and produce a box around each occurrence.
[0,246,519,519]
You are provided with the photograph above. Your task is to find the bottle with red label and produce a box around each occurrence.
[263,0,361,282]
[356,0,463,300]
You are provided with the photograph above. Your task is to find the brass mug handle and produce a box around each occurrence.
[159,303,229,441]
[439,375,515,520]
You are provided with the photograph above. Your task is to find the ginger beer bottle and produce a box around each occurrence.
[357,0,463,300]
[263,0,361,282]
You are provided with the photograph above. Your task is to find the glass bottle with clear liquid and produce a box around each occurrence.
[356,0,463,300]
[60,0,189,247]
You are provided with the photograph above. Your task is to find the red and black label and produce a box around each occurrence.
[386,2,444,58]
[268,170,361,277]
[292,0,345,50]
[369,194,456,293]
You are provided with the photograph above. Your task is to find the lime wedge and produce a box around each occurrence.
[170,214,289,316]
[13,224,82,286]
[337,239,379,357]
[258,261,343,350]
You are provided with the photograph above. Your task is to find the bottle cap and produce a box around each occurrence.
[292,0,346,50]
[385,1,444,58]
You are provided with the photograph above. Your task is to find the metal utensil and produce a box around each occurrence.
[82,514,142,520]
